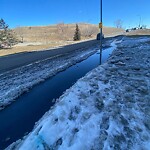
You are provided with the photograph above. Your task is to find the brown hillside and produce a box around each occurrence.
[14,23,124,43]
[0,23,124,56]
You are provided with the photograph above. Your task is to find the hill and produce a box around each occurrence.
[0,23,124,56]
[14,23,124,43]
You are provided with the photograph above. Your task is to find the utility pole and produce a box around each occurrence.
[139,16,141,28]
[137,15,142,28]
[99,0,103,65]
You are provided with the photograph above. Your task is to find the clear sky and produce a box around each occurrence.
[1,0,150,29]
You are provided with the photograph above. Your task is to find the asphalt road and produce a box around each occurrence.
[0,40,99,74]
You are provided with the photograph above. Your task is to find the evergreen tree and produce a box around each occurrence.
[0,19,8,30]
[0,18,17,48]
[73,24,81,41]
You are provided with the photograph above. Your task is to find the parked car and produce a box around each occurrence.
[96,33,104,40]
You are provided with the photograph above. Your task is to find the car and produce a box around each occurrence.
[96,33,104,40]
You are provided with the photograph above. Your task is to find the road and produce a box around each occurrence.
[0,40,99,74]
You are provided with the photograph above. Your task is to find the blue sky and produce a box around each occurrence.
[1,0,150,28]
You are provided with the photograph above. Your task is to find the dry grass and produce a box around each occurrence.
[14,24,124,42]
[0,41,77,56]
[0,44,54,56]
[0,23,124,56]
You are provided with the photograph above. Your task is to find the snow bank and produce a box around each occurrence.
[7,36,150,149]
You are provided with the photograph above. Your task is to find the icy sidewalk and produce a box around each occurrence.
[7,36,150,150]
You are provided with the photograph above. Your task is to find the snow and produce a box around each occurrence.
[0,45,99,110]
[6,36,150,150]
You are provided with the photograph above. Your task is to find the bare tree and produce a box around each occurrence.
[81,24,98,38]
[56,22,70,40]
[114,19,123,28]
[141,25,147,29]
[56,22,65,34]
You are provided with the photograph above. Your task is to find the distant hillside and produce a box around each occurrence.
[0,24,124,56]
[13,23,124,43]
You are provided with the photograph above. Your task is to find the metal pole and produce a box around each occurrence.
[139,16,141,28]
[100,0,103,65]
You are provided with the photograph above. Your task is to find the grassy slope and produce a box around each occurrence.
[0,23,124,56]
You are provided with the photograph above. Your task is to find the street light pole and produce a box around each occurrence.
[100,0,103,65]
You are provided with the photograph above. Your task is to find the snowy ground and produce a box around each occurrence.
[7,36,150,150]
[0,44,102,110]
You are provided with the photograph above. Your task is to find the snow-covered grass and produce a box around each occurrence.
[7,36,150,150]
[0,46,99,110]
